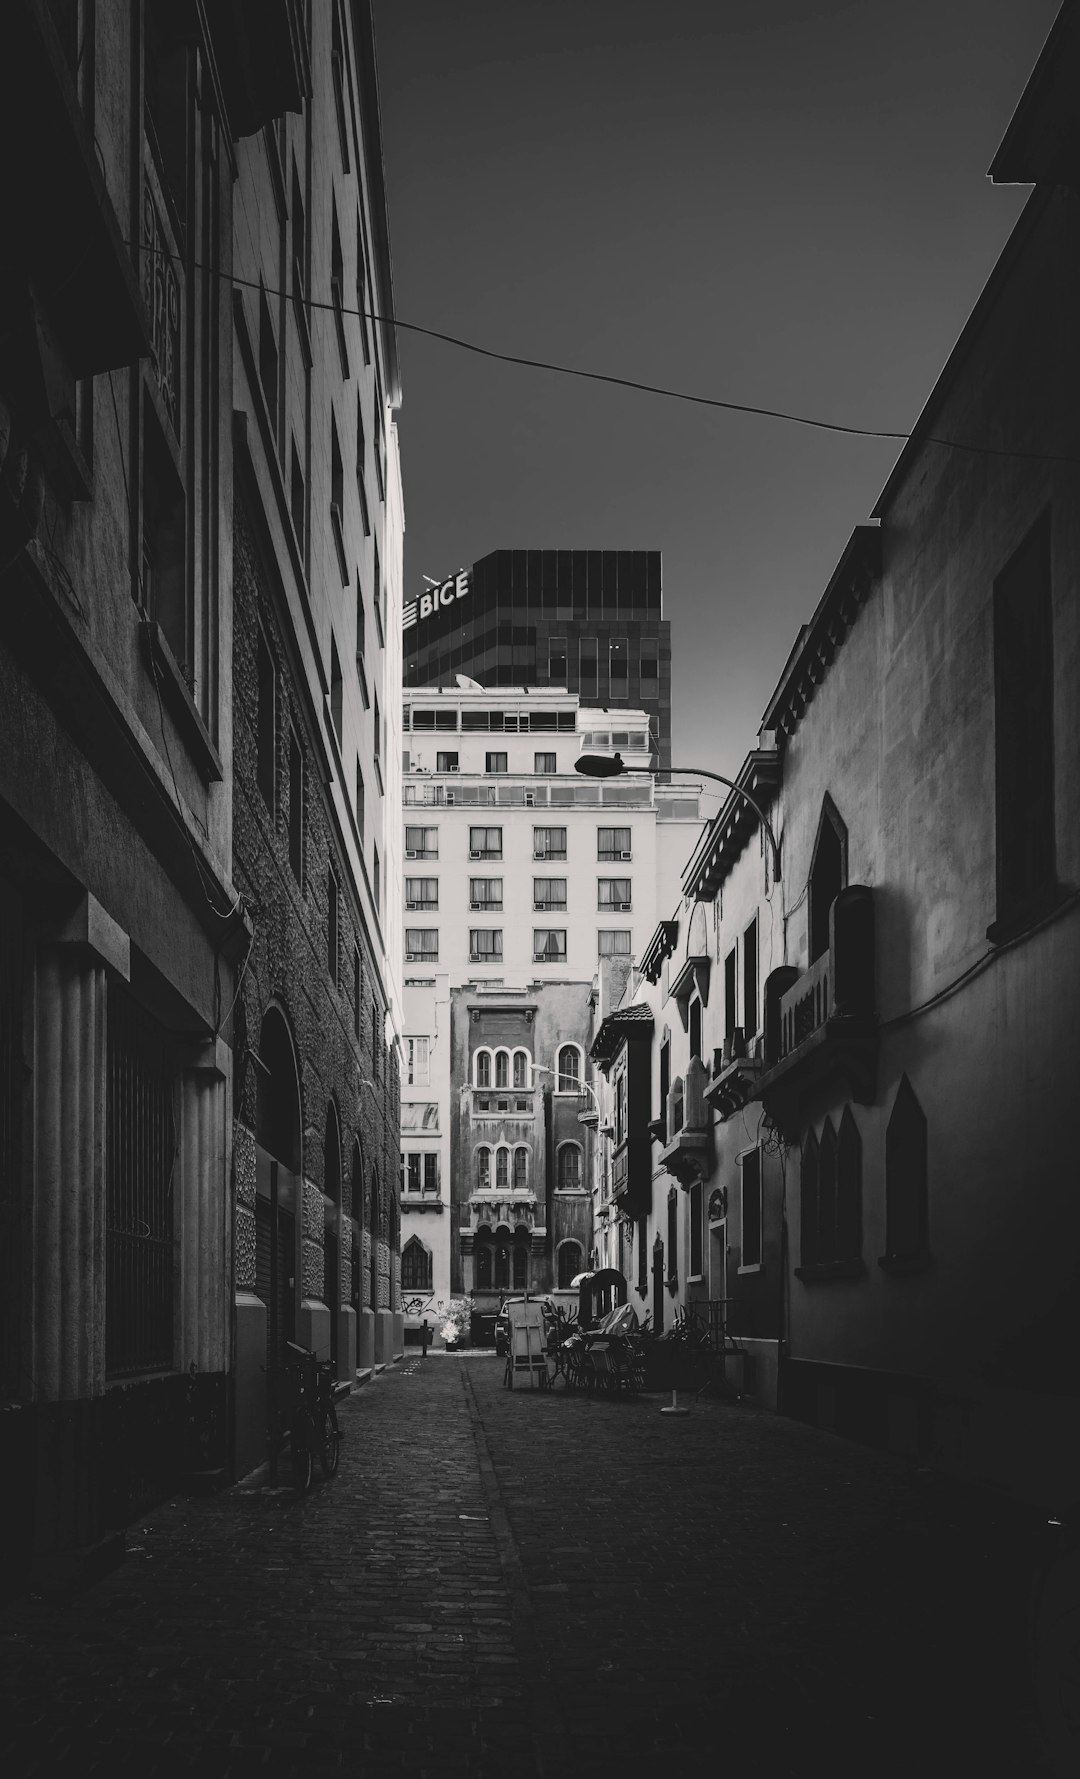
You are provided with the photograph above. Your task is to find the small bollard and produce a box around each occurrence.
[660,1388,689,1417]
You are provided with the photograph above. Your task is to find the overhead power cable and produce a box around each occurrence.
[134,241,1080,469]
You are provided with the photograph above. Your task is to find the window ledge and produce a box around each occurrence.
[737,1263,764,1276]
[139,620,223,783]
[877,1251,932,1277]
[794,1259,865,1283]
[986,882,1070,947]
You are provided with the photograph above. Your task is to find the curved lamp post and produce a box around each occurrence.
[574,750,781,881]
[531,1065,612,1136]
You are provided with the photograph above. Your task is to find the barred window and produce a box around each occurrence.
[557,1045,581,1092]
[401,1237,432,1291]
[558,1144,582,1190]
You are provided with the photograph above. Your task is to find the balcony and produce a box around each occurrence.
[753,886,877,1128]
[659,1057,713,1189]
[463,1193,539,1232]
[705,1032,764,1121]
[468,1086,537,1118]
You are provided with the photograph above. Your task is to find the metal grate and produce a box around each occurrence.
[106,988,176,1377]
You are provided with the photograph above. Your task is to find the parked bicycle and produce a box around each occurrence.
[281,1340,342,1495]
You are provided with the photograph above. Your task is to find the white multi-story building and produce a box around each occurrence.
[398,685,701,1340]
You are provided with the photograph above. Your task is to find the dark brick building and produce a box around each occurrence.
[403,549,672,772]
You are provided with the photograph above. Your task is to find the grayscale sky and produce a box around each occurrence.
[373,0,1058,790]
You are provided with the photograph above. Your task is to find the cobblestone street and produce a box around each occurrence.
[2,1356,1053,1777]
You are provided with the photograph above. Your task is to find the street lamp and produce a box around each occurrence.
[574,750,781,881]
[531,1066,613,1137]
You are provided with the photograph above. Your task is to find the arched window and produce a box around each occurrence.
[476,1241,492,1289]
[512,1050,529,1088]
[475,1050,491,1088]
[495,1050,509,1089]
[558,1143,582,1190]
[495,1147,509,1190]
[885,1076,928,1262]
[558,1240,583,1289]
[495,1244,510,1289]
[513,1242,528,1288]
[808,795,847,964]
[513,1146,528,1191]
[402,1236,432,1292]
[800,1130,819,1268]
[476,1147,491,1191]
[557,1045,581,1092]
[836,1108,862,1262]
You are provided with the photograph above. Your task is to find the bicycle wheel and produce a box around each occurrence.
[291,1415,314,1495]
[318,1406,341,1478]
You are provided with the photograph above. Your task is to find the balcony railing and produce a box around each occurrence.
[660,1057,712,1188]
[403,779,654,808]
[780,951,831,1059]
[754,886,877,1116]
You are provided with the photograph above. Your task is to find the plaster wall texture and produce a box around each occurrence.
[231,0,402,1002]
[400,975,453,1320]
[449,980,596,1298]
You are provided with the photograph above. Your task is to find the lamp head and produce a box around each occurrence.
[574,751,625,779]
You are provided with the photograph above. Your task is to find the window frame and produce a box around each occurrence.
[469,928,504,964]
[739,1144,763,1273]
[404,928,439,963]
[469,825,503,860]
[533,826,567,861]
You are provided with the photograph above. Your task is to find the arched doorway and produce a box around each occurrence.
[324,1102,342,1370]
[254,1007,302,1368]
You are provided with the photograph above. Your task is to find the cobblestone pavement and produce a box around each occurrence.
[0,1354,1055,1778]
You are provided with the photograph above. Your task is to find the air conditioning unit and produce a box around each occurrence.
[620,850,632,861]
[405,849,419,859]
[525,792,535,807]
[445,792,455,805]
[470,850,484,858]
[447,765,459,772]
[617,902,632,912]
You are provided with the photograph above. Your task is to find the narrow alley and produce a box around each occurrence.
[1,1357,1051,1778]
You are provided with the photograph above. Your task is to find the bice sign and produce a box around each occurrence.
[418,571,470,622]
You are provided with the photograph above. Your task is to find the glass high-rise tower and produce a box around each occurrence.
[403,549,671,771]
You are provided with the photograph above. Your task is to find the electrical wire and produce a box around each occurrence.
[880,886,1079,1032]
[132,238,1080,469]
